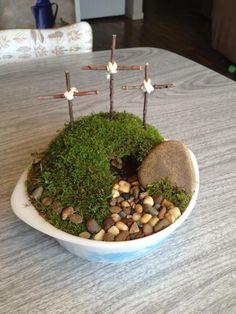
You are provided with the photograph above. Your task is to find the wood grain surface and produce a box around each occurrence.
[0,48,236,314]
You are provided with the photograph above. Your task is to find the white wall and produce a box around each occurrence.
[79,0,125,19]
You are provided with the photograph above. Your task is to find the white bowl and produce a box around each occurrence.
[11,149,199,263]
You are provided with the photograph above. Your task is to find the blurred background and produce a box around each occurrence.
[0,0,235,80]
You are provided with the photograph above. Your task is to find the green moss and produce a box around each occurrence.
[147,178,192,212]
[28,111,163,234]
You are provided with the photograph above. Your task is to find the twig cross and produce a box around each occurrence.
[38,71,99,126]
[82,34,142,119]
[122,63,175,129]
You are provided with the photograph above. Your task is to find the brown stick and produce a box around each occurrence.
[143,63,149,129]
[81,64,142,71]
[65,71,74,125]
[153,83,175,89]
[109,35,116,119]
[122,83,175,90]
[111,34,116,63]
[110,74,114,119]
[38,90,99,100]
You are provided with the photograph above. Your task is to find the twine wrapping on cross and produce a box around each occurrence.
[106,61,118,79]
[141,79,154,94]
[64,87,79,100]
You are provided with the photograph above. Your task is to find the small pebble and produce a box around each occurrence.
[118,180,131,193]
[109,206,122,214]
[129,222,140,234]
[113,183,120,190]
[112,189,120,198]
[103,232,115,242]
[41,197,53,206]
[140,213,152,224]
[131,186,140,199]
[129,201,136,209]
[128,196,135,202]
[140,186,146,192]
[148,216,159,227]
[108,225,120,236]
[139,191,149,199]
[135,204,143,214]
[133,230,144,239]
[30,186,43,200]
[79,231,91,239]
[132,213,141,222]
[119,211,127,218]
[143,223,153,236]
[52,201,63,214]
[117,196,124,203]
[168,207,181,219]
[154,203,161,210]
[111,213,121,222]
[143,205,159,216]
[136,220,143,228]
[115,230,129,241]
[159,207,167,220]
[143,196,154,206]
[93,229,105,241]
[121,193,130,200]
[153,195,164,205]
[116,221,129,231]
[121,200,130,208]
[122,207,131,216]
[154,218,170,232]
[109,199,117,206]
[103,217,115,231]
[165,213,176,223]
[69,214,83,224]
[162,199,174,210]
[121,218,133,228]
[61,207,74,220]
[86,219,101,233]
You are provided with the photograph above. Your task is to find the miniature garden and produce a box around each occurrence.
[27,35,194,241]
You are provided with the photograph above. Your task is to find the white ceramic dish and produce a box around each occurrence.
[11,149,199,263]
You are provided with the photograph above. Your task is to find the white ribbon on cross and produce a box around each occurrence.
[141,79,154,94]
[106,61,118,79]
[64,87,78,100]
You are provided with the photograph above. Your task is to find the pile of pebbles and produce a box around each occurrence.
[80,176,182,241]
[31,176,182,242]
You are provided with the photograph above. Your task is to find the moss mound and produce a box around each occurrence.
[28,112,164,234]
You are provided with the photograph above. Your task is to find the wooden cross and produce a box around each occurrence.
[82,34,142,119]
[122,63,175,129]
[38,71,99,126]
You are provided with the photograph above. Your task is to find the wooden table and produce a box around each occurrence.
[0,48,235,313]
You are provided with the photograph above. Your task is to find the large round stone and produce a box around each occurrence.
[138,140,196,192]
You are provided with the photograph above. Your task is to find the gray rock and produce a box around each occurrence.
[86,219,101,233]
[138,140,196,192]
[143,205,159,216]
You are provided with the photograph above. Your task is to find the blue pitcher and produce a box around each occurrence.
[31,0,58,29]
